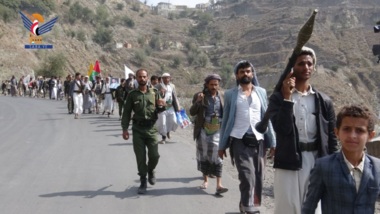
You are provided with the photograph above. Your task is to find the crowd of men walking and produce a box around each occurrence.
[1,75,64,99]
[3,46,380,214]
[119,46,380,214]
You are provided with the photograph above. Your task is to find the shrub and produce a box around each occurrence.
[81,7,95,24]
[153,27,163,34]
[172,56,181,68]
[69,30,75,38]
[187,52,196,65]
[68,2,83,24]
[0,4,14,23]
[0,0,20,9]
[96,5,109,25]
[134,49,147,65]
[149,35,161,50]
[131,3,140,12]
[349,75,359,89]
[179,10,189,18]
[168,13,175,20]
[92,26,113,47]
[220,62,233,87]
[76,30,86,42]
[331,65,339,72]
[195,53,209,67]
[197,12,213,27]
[122,15,135,28]
[214,30,223,41]
[19,0,55,15]
[116,3,124,10]
[144,46,153,56]
[63,0,71,6]
[137,36,145,46]
[184,40,198,52]
[186,70,201,85]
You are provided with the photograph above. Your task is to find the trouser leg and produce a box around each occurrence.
[133,127,148,177]
[132,125,159,177]
[232,139,257,212]
[254,142,264,206]
[145,128,159,173]
[118,101,123,117]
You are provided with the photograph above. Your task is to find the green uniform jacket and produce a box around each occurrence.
[115,85,125,103]
[121,87,163,131]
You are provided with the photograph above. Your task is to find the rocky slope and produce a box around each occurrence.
[1,0,380,114]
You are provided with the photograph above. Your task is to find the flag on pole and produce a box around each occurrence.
[87,63,94,78]
[89,60,101,81]
[31,70,35,80]
[124,64,134,78]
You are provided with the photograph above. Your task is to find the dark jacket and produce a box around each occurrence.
[64,80,71,95]
[189,90,224,141]
[115,85,125,103]
[302,152,380,214]
[268,87,338,170]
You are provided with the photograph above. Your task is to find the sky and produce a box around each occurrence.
[139,0,210,8]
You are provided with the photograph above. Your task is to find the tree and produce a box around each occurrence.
[36,53,67,77]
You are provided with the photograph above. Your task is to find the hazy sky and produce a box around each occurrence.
[140,0,210,8]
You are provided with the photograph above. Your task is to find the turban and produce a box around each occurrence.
[204,74,221,83]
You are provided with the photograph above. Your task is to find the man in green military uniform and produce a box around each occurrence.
[115,78,126,120]
[121,69,166,194]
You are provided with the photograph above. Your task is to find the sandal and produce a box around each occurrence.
[216,187,228,194]
[199,182,208,189]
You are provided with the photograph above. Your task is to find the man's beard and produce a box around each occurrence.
[138,80,147,86]
[239,76,252,84]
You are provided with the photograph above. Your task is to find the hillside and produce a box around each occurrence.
[0,0,380,114]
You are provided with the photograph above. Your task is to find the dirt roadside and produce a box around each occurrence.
[179,126,380,214]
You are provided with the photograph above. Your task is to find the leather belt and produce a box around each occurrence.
[133,119,155,127]
[299,142,318,152]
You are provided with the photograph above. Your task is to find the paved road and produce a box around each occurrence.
[0,96,274,214]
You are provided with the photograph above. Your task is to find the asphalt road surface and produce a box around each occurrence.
[0,96,275,214]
